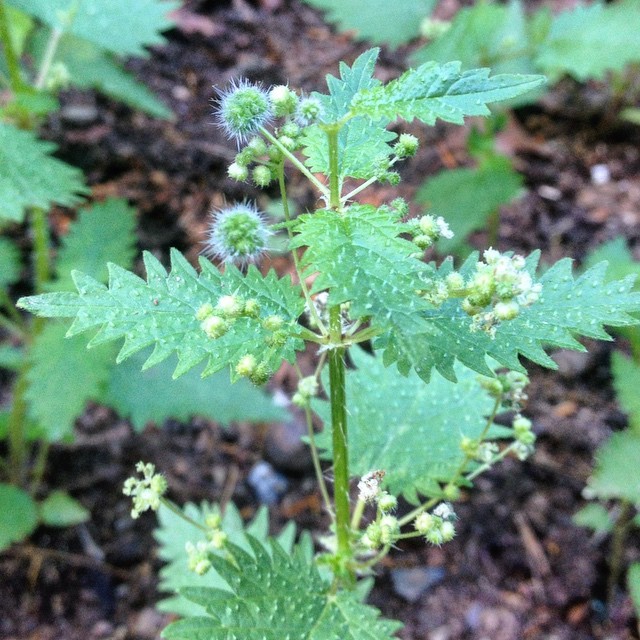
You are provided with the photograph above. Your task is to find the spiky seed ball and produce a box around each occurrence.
[205,203,269,265]
[214,80,272,144]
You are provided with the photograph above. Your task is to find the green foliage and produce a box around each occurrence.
[155,501,301,616]
[301,0,437,48]
[611,352,640,433]
[0,346,22,371]
[31,33,173,119]
[302,49,395,181]
[416,154,523,253]
[38,490,90,527]
[379,255,640,382]
[351,61,545,125]
[0,122,87,222]
[25,321,115,441]
[47,198,138,293]
[629,562,640,619]
[0,483,38,550]
[18,252,305,379]
[315,349,500,501]
[0,237,21,288]
[573,503,613,534]
[587,431,640,504]
[292,204,433,335]
[535,0,640,81]
[6,0,178,57]
[162,536,401,639]
[104,350,286,431]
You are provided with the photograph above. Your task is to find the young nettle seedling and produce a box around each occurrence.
[18,49,640,636]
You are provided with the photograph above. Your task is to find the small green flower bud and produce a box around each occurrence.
[425,527,445,546]
[123,462,168,519]
[382,171,401,186]
[278,134,297,151]
[249,363,271,386]
[266,329,288,347]
[413,234,434,250]
[440,520,456,542]
[461,298,482,317]
[247,136,267,156]
[227,162,249,181]
[196,302,215,321]
[445,272,465,293]
[209,530,227,549]
[494,300,520,321]
[252,165,273,187]
[194,559,212,575]
[235,148,254,166]
[365,522,382,548]
[390,198,409,217]
[243,298,260,318]
[414,512,436,535]
[379,515,400,545]
[215,80,273,143]
[512,415,532,435]
[478,376,504,397]
[263,314,284,331]
[298,376,319,399]
[420,17,451,39]
[443,484,460,501]
[267,144,283,162]
[269,85,299,116]
[216,295,244,317]
[377,492,397,512]
[205,513,222,529]
[460,436,479,458]
[45,61,71,92]
[280,121,301,138]
[296,96,322,125]
[394,133,419,158]
[201,314,229,339]
[236,354,258,377]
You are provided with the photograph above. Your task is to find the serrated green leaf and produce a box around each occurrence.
[0,483,38,550]
[628,562,640,618]
[48,198,137,293]
[103,349,286,432]
[535,0,640,81]
[301,48,396,181]
[30,33,172,118]
[0,122,88,222]
[38,490,90,527]
[584,237,640,285]
[6,0,178,57]
[4,5,33,55]
[292,204,434,337]
[18,251,305,379]
[350,61,545,125]
[588,431,640,503]
[315,349,497,502]
[302,0,436,48]
[0,237,21,288]
[416,155,523,252]
[611,352,640,434]
[163,535,401,639]
[573,503,613,534]
[379,254,640,382]
[25,321,115,441]
[155,501,303,617]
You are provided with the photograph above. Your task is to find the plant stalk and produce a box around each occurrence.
[325,125,341,210]
[328,306,351,563]
[607,500,634,611]
[0,0,25,92]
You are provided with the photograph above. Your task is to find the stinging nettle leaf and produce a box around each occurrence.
[0,122,88,223]
[611,352,640,434]
[350,61,546,125]
[6,0,178,57]
[18,251,305,379]
[163,535,402,639]
[315,348,499,502]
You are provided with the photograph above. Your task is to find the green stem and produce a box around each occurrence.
[325,125,341,210]
[7,371,28,485]
[30,441,50,494]
[160,497,209,532]
[276,162,328,336]
[259,127,329,199]
[303,404,334,520]
[31,207,51,292]
[0,0,25,92]
[607,500,634,610]
[328,306,351,564]
[34,26,64,90]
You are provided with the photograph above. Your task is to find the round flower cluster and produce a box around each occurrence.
[205,203,269,265]
[122,462,167,519]
[461,248,542,336]
[414,502,457,546]
[185,513,228,576]
[292,375,319,407]
[408,214,454,251]
[478,369,529,413]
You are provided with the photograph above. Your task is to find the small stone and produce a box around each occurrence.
[264,416,312,473]
[390,566,445,602]
[61,103,99,125]
[247,461,288,505]
[590,164,610,185]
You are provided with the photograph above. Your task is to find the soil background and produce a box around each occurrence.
[2,0,640,638]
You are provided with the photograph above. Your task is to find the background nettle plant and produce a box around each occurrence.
[18,49,640,637]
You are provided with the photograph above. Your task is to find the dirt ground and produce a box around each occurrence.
[1,0,640,638]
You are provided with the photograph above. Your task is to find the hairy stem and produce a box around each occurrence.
[0,0,25,92]
[328,306,351,565]
[325,125,341,210]
[160,497,209,533]
[607,500,634,610]
[34,26,63,90]
[31,207,51,292]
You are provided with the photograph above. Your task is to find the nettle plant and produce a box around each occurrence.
[19,49,640,636]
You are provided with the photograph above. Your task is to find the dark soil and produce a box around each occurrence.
[2,0,640,638]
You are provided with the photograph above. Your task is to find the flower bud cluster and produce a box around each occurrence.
[460,436,498,463]
[462,249,542,336]
[205,203,269,265]
[292,375,319,407]
[409,214,454,251]
[123,462,167,519]
[478,370,529,412]
[511,414,535,460]
[185,513,228,576]
[414,502,457,546]
[361,515,400,550]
